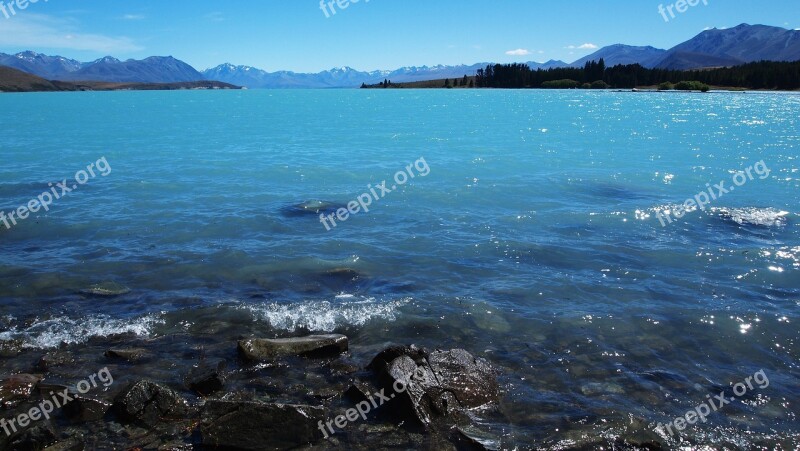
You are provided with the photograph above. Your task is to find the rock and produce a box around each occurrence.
[451,426,502,451]
[105,348,148,362]
[0,339,24,358]
[367,346,499,430]
[7,422,57,451]
[79,281,131,297]
[62,396,111,422]
[201,400,325,450]
[328,357,360,375]
[185,361,226,396]
[0,373,43,408]
[35,351,75,371]
[237,334,348,361]
[282,200,344,217]
[113,380,192,427]
[43,436,85,451]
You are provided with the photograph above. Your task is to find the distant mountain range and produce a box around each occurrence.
[576,23,800,70]
[1,24,798,88]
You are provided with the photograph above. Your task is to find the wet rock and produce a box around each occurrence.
[7,422,57,451]
[0,373,43,408]
[344,380,378,404]
[43,436,85,451]
[368,346,499,430]
[113,380,192,427]
[79,281,131,297]
[185,360,226,396]
[35,351,75,372]
[105,348,148,362]
[201,400,325,450]
[62,396,111,422]
[451,426,502,451]
[0,339,25,358]
[329,356,360,375]
[237,334,348,361]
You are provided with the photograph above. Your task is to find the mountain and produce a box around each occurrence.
[0,51,84,79]
[200,63,488,89]
[570,45,667,68]
[528,60,569,70]
[655,24,800,69]
[63,56,204,83]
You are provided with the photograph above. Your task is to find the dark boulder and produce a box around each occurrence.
[201,400,325,450]
[367,346,500,430]
[6,422,57,451]
[112,380,192,427]
[62,396,111,422]
[185,360,226,396]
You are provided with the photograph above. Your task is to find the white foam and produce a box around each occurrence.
[240,297,410,332]
[0,314,164,349]
[713,207,791,227]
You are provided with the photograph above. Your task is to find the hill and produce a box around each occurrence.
[0,66,62,92]
[0,66,241,92]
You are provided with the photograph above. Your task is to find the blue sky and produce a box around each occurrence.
[0,0,798,72]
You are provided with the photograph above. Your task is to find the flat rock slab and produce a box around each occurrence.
[237,334,348,361]
[201,400,325,450]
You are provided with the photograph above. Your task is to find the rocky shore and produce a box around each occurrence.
[0,334,509,450]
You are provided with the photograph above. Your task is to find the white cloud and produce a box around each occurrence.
[566,43,598,50]
[123,14,145,20]
[505,48,531,56]
[0,14,143,53]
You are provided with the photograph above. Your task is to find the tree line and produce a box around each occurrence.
[474,59,800,90]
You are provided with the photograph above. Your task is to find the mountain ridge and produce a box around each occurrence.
[2,23,798,88]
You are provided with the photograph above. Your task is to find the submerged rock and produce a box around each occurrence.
[201,400,325,450]
[368,346,500,430]
[113,380,192,427]
[237,334,348,361]
[104,348,149,362]
[79,281,131,297]
[281,200,346,217]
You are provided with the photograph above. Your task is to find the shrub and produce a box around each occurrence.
[658,81,674,91]
[590,80,609,89]
[541,79,580,89]
[675,81,710,92]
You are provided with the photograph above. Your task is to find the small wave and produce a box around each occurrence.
[712,207,791,227]
[0,314,164,349]
[239,296,409,332]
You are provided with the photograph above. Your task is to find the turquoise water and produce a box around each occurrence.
[1,90,799,447]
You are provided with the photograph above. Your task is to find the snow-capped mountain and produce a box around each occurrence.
[0,51,84,79]
[200,64,488,88]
